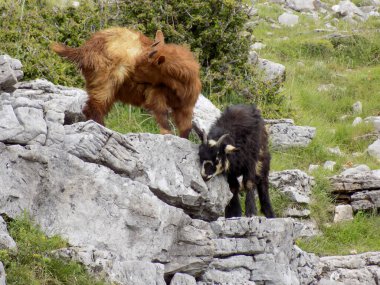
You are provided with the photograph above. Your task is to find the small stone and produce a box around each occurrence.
[308,164,320,172]
[323,161,336,171]
[327,147,343,156]
[333,205,353,223]
[352,101,362,114]
[278,12,299,26]
[251,42,266,50]
[352,117,363,126]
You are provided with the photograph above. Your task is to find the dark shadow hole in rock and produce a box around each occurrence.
[64,111,87,125]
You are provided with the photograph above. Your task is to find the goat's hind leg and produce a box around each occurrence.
[84,86,116,125]
[225,175,242,218]
[172,107,194,139]
[145,87,172,135]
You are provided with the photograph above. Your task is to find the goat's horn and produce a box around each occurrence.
[216,134,229,146]
[202,129,208,144]
[148,50,158,58]
[151,41,160,47]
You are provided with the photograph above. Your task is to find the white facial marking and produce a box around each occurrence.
[208,140,217,147]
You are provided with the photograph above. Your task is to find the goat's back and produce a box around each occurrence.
[209,104,267,172]
[51,27,152,76]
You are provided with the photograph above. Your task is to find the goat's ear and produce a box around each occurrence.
[155,30,165,45]
[156,55,165,65]
[225,144,238,154]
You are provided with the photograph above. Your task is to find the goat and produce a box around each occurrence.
[198,104,275,218]
[51,27,201,138]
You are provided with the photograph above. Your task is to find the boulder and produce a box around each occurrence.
[332,0,368,21]
[269,170,314,205]
[257,58,286,84]
[269,123,316,149]
[192,95,221,137]
[0,216,17,250]
[0,262,5,285]
[286,0,317,11]
[319,252,380,285]
[278,12,299,26]
[0,54,23,91]
[333,205,354,223]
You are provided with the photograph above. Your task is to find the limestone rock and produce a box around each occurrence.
[0,142,215,281]
[286,0,316,11]
[352,101,362,114]
[352,117,363,126]
[332,0,368,21]
[324,161,336,171]
[257,58,286,84]
[0,54,23,91]
[269,123,316,149]
[364,116,380,132]
[192,95,221,137]
[170,273,197,285]
[0,216,17,250]
[368,139,380,160]
[278,12,299,26]
[270,170,314,204]
[319,252,380,285]
[64,122,231,221]
[333,205,353,223]
[0,262,5,285]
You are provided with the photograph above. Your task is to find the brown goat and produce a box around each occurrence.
[51,27,201,138]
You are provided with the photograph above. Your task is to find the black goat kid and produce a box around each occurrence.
[199,104,275,218]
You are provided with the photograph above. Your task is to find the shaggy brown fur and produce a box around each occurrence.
[51,27,201,138]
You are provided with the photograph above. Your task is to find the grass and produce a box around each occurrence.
[0,213,111,285]
[297,212,380,256]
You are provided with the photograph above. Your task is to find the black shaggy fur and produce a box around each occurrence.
[199,104,275,218]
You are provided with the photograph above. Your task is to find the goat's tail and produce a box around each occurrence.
[50,42,83,67]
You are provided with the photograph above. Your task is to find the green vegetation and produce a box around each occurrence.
[298,212,380,255]
[0,213,110,285]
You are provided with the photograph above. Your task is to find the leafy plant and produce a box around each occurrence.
[1,213,110,285]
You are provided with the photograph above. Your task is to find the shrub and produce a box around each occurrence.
[0,0,286,117]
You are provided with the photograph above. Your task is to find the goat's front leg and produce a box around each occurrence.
[225,175,242,218]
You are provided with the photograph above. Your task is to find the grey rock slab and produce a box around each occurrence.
[0,143,215,281]
[269,124,316,149]
[351,190,380,211]
[257,58,286,84]
[286,0,316,11]
[170,273,197,285]
[367,139,380,160]
[332,0,368,21]
[364,116,380,132]
[0,216,16,250]
[330,170,380,192]
[269,170,314,204]
[0,54,20,91]
[64,121,231,221]
[0,262,5,285]
[278,12,299,26]
[333,205,353,222]
[192,95,221,137]
[0,100,24,141]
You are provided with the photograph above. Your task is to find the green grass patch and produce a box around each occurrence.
[297,212,380,256]
[0,213,110,285]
